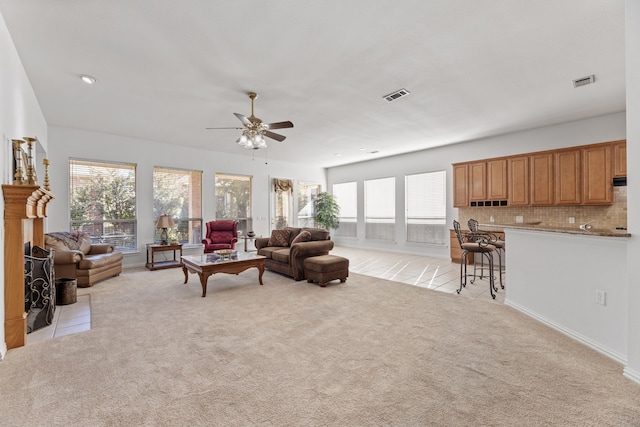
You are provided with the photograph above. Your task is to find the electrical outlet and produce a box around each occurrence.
[490,216,495,223]
[568,217,575,224]
[515,216,523,223]
[596,290,607,306]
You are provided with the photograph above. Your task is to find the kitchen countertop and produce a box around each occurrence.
[478,223,631,238]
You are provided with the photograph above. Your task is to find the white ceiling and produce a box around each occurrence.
[0,0,626,168]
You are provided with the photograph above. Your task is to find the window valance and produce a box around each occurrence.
[274,178,293,193]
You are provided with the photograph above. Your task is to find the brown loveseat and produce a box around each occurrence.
[255,227,334,280]
[45,232,123,287]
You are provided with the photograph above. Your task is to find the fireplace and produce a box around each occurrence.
[24,246,56,333]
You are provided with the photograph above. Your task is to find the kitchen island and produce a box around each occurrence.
[497,224,630,364]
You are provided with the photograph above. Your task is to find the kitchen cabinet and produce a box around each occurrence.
[508,156,529,206]
[554,149,581,205]
[613,140,627,177]
[468,162,487,201]
[487,159,508,200]
[453,163,468,208]
[583,143,612,205]
[529,153,554,206]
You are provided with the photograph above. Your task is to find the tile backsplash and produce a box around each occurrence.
[457,187,627,230]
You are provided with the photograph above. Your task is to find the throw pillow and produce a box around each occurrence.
[268,229,291,247]
[291,230,311,245]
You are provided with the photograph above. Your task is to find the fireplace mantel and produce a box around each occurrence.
[3,184,55,349]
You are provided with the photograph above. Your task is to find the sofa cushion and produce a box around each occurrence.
[271,248,291,264]
[302,228,330,241]
[291,230,311,245]
[268,229,291,247]
[77,251,123,269]
[284,227,302,245]
[257,246,282,259]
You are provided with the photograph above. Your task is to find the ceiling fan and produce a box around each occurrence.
[206,92,293,150]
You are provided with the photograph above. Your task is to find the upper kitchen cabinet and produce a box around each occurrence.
[508,156,529,206]
[468,162,487,201]
[487,159,508,200]
[583,143,613,205]
[530,152,554,206]
[554,149,582,205]
[453,163,469,208]
[612,140,627,178]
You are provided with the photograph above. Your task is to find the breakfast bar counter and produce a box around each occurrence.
[501,226,629,365]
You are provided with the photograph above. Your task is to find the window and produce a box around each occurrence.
[365,177,395,241]
[69,159,137,252]
[153,166,202,244]
[272,178,292,230]
[406,171,447,245]
[215,173,252,234]
[297,182,321,228]
[333,182,357,237]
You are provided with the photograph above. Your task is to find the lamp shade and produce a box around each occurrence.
[156,215,175,229]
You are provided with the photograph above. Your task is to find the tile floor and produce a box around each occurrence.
[26,294,92,345]
[331,245,505,304]
[26,245,503,345]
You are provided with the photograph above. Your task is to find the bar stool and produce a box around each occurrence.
[453,220,498,299]
[468,218,505,289]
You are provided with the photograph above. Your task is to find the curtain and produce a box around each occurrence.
[274,178,293,193]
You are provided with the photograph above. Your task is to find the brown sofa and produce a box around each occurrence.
[255,227,334,280]
[45,232,123,287]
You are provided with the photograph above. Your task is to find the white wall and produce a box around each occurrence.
[0,11,48,359]
[506,229,628,363]
[624,0,640,383]
[327,112,626,258]
[47,126,327,268]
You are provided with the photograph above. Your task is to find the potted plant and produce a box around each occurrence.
[313,192,340,230]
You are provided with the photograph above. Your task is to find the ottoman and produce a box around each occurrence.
[304,255,349,287]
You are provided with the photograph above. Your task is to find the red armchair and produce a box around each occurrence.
[202,220,239,253]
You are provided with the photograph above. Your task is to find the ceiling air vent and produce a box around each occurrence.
[572,75,595,88]
[383,88,410,102]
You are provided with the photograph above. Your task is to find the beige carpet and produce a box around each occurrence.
[1,267,639,426]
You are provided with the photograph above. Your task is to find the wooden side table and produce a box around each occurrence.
[146,243,183,270]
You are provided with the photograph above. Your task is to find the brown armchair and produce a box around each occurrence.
[202,220,239,253]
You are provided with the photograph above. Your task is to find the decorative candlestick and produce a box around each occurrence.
[43,158,51,191]
[23,137,38,185]
[12,139,25,185]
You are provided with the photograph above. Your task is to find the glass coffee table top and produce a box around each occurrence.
[181,251,265,267]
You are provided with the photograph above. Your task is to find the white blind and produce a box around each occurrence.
[69,158,137,251]
[154,166,202,244]
[365,177,395,221]
[406,171,446,221]
[406,170,447,245]
[365,177,395,241]
[333,182,357,219]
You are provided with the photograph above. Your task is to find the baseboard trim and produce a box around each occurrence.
[623,367,640,385]
[504,299,627,366]
[0,341,7,361]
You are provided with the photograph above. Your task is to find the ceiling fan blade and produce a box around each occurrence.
[234,113,252,126]
[266,121,294,130]
[264,130,287,142]
[205,127,243,130]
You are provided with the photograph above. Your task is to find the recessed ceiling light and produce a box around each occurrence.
[80,74,97,85]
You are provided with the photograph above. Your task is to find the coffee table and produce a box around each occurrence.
[181,252,266,297]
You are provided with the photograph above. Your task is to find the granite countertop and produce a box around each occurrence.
[478,223,631,238]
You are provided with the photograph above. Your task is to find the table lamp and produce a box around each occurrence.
[156,215,175,245]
